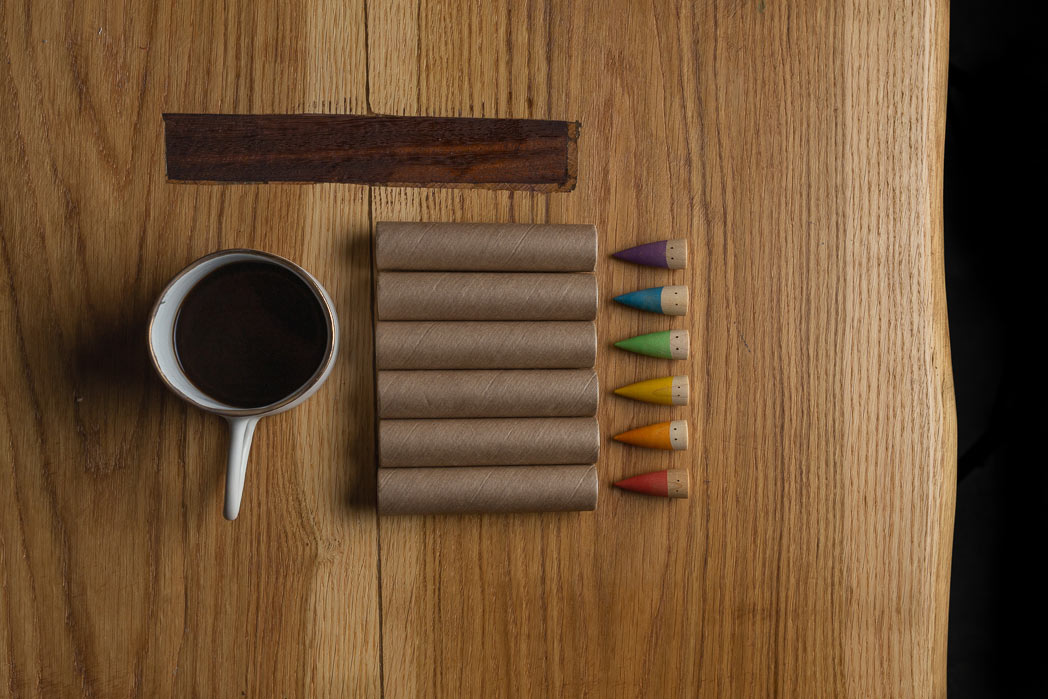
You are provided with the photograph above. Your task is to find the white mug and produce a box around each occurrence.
[147,249,339,520]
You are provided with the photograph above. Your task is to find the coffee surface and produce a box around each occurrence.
[175,260,329,408]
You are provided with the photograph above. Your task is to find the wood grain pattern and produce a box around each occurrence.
[1,0,954,698]
[1,1,379,697]
[164,114,579,189]
[368,1,954,698]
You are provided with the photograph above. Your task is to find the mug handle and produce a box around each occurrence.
[224,416,260,520]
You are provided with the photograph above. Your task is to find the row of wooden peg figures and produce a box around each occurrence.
[609,239,693,500]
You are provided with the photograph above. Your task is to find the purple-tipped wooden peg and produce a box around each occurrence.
[611,239,687,269]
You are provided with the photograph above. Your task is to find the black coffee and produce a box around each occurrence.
[174,260,329,408]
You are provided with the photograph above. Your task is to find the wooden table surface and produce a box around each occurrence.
[0,1,955,696]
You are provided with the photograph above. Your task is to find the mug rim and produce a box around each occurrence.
[147,248,338,417]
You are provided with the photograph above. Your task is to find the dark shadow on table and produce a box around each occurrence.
[945,2,1048,696]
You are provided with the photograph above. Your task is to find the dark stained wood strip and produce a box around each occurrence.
[163,114,579,190]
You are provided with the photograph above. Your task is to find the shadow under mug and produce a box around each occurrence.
[147,249,339,520]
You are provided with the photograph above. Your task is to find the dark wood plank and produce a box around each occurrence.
[164,114,579,190]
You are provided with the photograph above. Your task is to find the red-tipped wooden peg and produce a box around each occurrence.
[613,469,689,498]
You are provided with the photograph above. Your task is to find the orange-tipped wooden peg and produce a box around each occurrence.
[614,469,689,498]
[613,420,688,450]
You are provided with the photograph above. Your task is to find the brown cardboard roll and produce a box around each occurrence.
[375,321,596,369]
[378,369,599,418]
[375,221,597,271]
[378,465,598,514]
[379,417,600,467]
[376,272,598,321]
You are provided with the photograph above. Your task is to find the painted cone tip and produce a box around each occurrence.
[614,330,689,360]
[613,420,688,450]
[611,239,688,269]
[612,377,687,404]
[614,469,689,498]
[611,240,668,268]
[614,421,671,449]
[613,287,664,314]
[613,375,690,405]
[613,286,689,315]
[614,470,668,496]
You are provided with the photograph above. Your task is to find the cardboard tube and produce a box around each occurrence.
[375,321,596,369]
[378,465,598,514]
[375,222,597,271]
[378,369,599,418]
[376,272,598,321]
[379,417,600,467]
